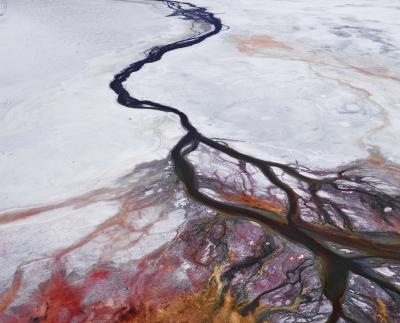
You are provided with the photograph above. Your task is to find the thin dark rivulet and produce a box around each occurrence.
[109,1,400,322]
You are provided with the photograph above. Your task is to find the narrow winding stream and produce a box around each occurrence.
[109,1,400,322]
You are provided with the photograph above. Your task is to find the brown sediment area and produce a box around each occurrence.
[235,35,292,54]
[233,34,400,82]
[120,283,258,323]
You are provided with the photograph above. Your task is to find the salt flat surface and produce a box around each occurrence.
[128,0,400,167]
[1,2,400,320]
[2,0,399,208]
[0,0,190,210]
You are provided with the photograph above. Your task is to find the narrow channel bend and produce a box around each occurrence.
[109,1,400,322]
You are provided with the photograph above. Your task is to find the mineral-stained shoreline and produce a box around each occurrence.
[1,152,399,322]
[1,0,400,322]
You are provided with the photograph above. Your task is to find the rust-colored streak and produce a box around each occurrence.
[0,188,113,225]
[235,34,399,83]
[220,191,285,216]
[2,1,400,321]
[235,35,292,54]
[0,270,22,313]
[367,150,400,185]
[351,65,400,83]
[308,65,390,152]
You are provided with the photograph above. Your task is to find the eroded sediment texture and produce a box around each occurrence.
[1,149,400,322]
[0,158,329,322]
[187,146,400,322]
[1,0,400,322]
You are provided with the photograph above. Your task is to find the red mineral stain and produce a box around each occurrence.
[220,191,286,216]
[0,188,112,225]
[0,270,23,314]
[235,35,292,55]
[88,269,110,282]
[38,271,84,322]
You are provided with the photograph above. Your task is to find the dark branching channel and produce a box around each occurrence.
[110,1,400,322]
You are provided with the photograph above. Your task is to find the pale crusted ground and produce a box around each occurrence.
[1,1,400,321]
[128,0,400,167]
